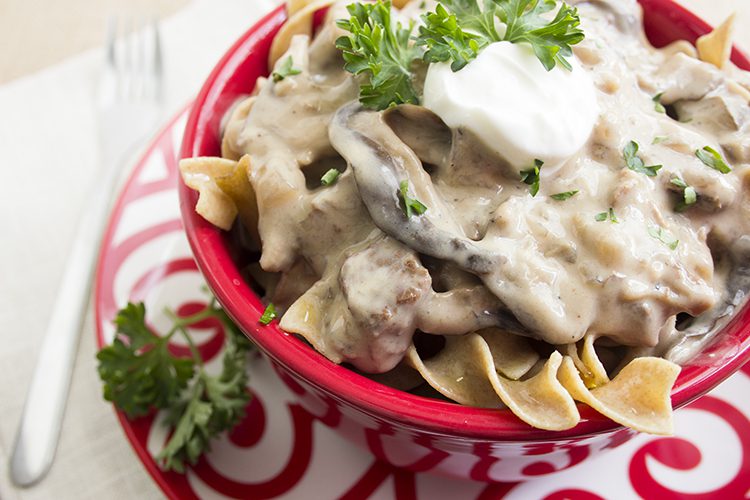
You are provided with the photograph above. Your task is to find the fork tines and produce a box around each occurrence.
[103,16,162,102]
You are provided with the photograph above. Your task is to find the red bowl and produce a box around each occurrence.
[179,0,750,481]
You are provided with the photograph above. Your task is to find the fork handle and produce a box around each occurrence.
[9,156,124,487]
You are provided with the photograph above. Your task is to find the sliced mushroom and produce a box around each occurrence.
[329,102,496,273]
[329,102,589,344]
[672,92,750,132]
[383,104,452,166]
[656,53,723,104]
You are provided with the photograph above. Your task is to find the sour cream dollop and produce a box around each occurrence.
[422,41,599,169]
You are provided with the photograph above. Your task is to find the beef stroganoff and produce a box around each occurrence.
[180,0,750,433]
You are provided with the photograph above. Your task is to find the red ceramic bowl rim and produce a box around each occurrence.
[180,1,750,441]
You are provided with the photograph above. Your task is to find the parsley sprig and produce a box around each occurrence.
[336,0,585,109]
[417,1,499,71]
[97,303,195,418]
[417,0,584,72]
[336,1,422,110]
[495,0,584,71]
[97,299,253,473]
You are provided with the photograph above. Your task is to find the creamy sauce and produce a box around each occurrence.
[225,0,750,373]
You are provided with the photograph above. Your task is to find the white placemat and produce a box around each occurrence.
[0,1,278,498]
[0,1,747,499]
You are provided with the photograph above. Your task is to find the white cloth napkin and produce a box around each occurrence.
[0,1,278,498]
[0,0,747,499]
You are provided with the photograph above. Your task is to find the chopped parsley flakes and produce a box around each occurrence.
[670,177,697,211]
[623,140,662,177]
[696,146,731,174]
[272,56,301,82]
[551,190,579,201]
[259,303,278,325]
[520,159,543,196]
[320,169,341,186]
[399,180,428,217]
[652,92,666,114]
[595,207,618,223]
[648,225,679,250]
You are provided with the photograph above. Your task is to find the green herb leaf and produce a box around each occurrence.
[259,303,277,325]
[684,186,697,205]
[157,317,252,473]
[336,1,422,109]
[623,140,662,177]
[670,177,697,211]
[495,0,585,71]
[652,135,669,145]
[96,303,195,419]
[271,56,302,82]
[669,177,687,189]
[417,0,584,72]
[320,169,341,186]
[652,92,666,113]
[648,225,679,250]
[97,299,254,473]
[608,207,618,223]
[520,159,543,196]
[696,145,731,174]
[416,1,493,71]
[595,207,618,223]
[399,180,428,217]
[669,177,697,204]
[551,190,578,201]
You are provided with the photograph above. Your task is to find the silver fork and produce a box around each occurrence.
[9,18,163,487]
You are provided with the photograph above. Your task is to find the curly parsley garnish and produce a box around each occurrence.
[623,140,662,177]
[417,0,584,72]
[272,56,301,82]
[336,0,585,109]
[399,180,428,217]
[417,1,498,72]
[97,299,253,473]
[696,145,731,174]
[336,1,422,110]
[520,159,543,196]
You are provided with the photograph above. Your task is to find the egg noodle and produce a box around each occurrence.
[181,0,750,433]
